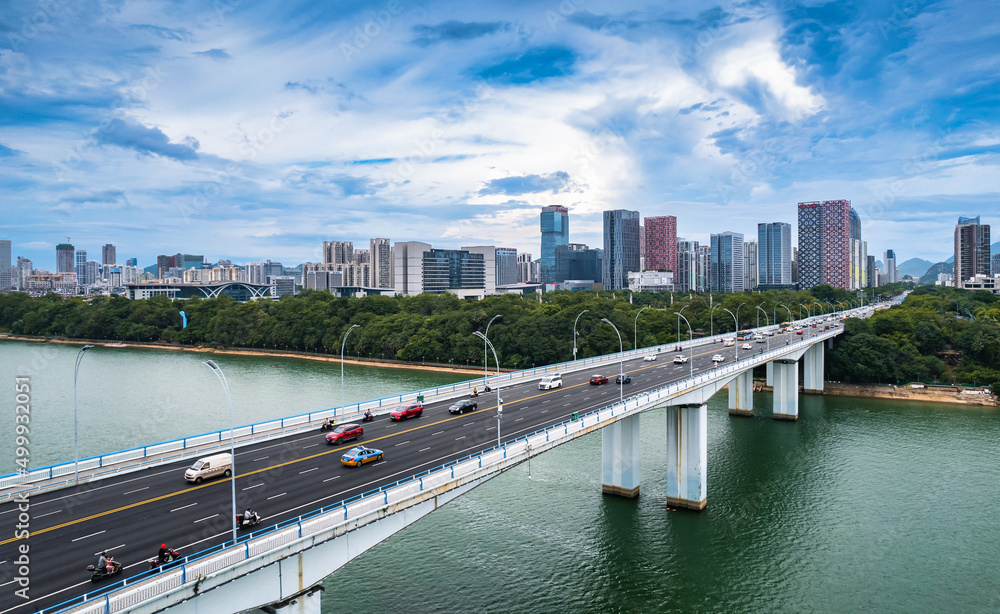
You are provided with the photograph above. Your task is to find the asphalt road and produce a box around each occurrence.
[0,324,838,613]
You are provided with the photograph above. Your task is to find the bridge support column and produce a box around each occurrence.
[772,359,799,421]
[766,361,774,387]
[803,343,825,394]
[602,414,640,498]
[262,584,324,614]
[728,370,754,416]
[666,403,707,510]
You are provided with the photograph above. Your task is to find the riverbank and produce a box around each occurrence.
[0,334,486,375]
[754,378,997,406]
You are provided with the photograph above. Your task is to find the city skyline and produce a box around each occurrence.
[2,1,997,270]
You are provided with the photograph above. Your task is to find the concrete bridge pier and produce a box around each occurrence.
[666,403,707,510]
[766,361,774,387]
[728,370,754,416]
[803,343,825,394]
[772,359,799,421]
[602,413,641,498]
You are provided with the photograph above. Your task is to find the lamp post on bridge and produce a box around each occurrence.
[735,301,747,335]
[203,359,238,545]
[484,314,502,387]
[676,313,694,378]
[341,324,360,411]
[472,331,502,447]
[73,344,95,486]
[601,318,624,406]
[722,308,738,361]
[573,309,588,361]
[634,305,649,351]
[711,303,723,340]
[756,305,770,351]
[677,305,688,347]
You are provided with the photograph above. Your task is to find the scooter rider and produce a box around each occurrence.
[158,544,173,563]
[363,409,373,421]
[98,551,114,575]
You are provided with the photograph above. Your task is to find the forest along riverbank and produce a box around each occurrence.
[0,334,485,375]
[754,378,997,406]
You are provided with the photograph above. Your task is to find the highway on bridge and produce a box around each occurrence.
[0,326,827,613]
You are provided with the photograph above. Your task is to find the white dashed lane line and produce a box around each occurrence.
[170,503,197,513]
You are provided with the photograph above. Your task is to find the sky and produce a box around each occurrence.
[1,0,998,271]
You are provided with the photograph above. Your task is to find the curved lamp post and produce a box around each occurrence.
[341,324,360,410]
[484,314,502,387]
[472,331,502,447]
[722,308,738,361]
[573,309,588,361]
[73,344,95,485]
[676,313,694,378]
[756,305,770,350]
[634,305,650,351]
[203,359,238,544]
[677,305,688,346]
[711,303,723,340]
[601,318,624,406]
[735,301,747,335]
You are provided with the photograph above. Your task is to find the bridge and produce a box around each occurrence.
[0,311,863,614]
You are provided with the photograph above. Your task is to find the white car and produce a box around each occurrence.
[711,354,725,363]
[673,355,688,364]
[756,337,766,343]
[643,354,657,362]
[741,343,752,350]
[538,374,562,390]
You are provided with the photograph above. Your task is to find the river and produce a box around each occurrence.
[2,341,997,612]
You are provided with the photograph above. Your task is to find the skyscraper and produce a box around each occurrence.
[757,222,792,286]
[676,239,698,293]
[602,209,641,290]
[0,240,10,290]
[370,238,391,288]
[883,249,898,284]
[710,232,744,292]
[849,209,866,289]
[992,253,1000,277]
[517,253,535,283]
[744,241,758,290]
[495,247,518,286]
[75,250,88,285]
[797,200,852,290]
[102,244,116,266]
[56,243,75,274]
[954,216,991,285]
[539,206,569,283]
[866,255,877,288]
[643,216,677,273]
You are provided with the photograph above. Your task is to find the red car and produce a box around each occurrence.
[589,374,609,385]
[325,423,363,445]
[796,330,804,335]
[390,402,423,421]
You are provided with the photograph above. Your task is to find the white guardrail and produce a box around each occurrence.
[48,328,843,614]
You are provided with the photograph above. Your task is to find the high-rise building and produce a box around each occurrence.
[156,254,176,280]
[710,232,744,292]
[676,239,700,293]
[849,209,866,290]
[85,260,99,287]
[126,257,137,267]
[495,247,518,287]
[56,243,75,274]
[866,255,877,288]
[323,241,354,266]
[461,246,497,295]
[15,257,32,290]
[992,253,1000,277]
[370,238,391,288]
[883,249,898,284]
[75,250,88,285]
[696,245,711,292]
[0,240,10,290]
[555,244,602,283]
[954,216,991,285]
[757,222,792,286]
[602,209,640,290]
[517,253,534,283]
[539,206,569,283]
[643,216,677,273]
[394,242,485,295]
[744,241,758,290]
[797,200,852,289]
[102,244,116,266]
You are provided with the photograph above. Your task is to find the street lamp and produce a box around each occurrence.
[601,318,624,406]
[484,314,502,387]
[676,313,694,378]
[677,305,688,346]
[73,344,95,485]
[735,302,747,335]
[722,308,738,360]
[203,360,238,544]
[472,331,502,447]
[799,303,811,320]
[756,305,770,350]
[573,309,588,361]
[341,324,360,409]
[711,303,723,339]
[634,305,650,350]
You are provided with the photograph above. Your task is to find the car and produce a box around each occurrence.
[449,399,478,414]
[673,355,688,363]
[615,374,632,384]
[723,339,735,347]
[538,374,563,389]
[589,374,608,385]
[711,354,725,363]
[796,330,804,335]
[741,343,752,350]
[390,402,423,421]
[340,446,383,467]
[756,337,766,343]
[325,423,363,445]
[643,354,657,362]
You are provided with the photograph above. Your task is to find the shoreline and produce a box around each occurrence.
[754,379,997,407]
[0,334,485,375]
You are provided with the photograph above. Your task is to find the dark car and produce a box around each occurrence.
[449,399,477,414]
[615,374,632,384]
[590,374,608,385]
[390,402,423,421]
[325,423,363,445]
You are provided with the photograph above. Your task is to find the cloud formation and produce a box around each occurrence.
[95,119,199,161]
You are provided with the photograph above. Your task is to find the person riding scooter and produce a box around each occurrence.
[97,552,114,575]
[471,387,478,398]
[363,409,373,422]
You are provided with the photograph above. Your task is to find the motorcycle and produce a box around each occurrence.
[362,413,374,423]
[87,560,122,582]
[237,512,262,529]
[149,548,181,569]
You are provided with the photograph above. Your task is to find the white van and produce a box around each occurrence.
[538,374,562,390]
[184,452,233,484]
[723,338,735,347]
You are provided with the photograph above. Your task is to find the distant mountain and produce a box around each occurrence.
[919,261,953,285]
[944,241,1000,264]
[898,257,935,279]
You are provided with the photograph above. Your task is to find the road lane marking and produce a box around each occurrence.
[35,510,63,519]
[515,417,524,422]
[455,436,466,440]
[303,443,320,449]
[266,492,287,500]
[299,467,319,474]
[541,410,548,414]
[419,447,431,452]
[170,503,197,512]
[463,422,475,427]
[322,476,341,482]
[432,431,444,435]
[394,441,409,447]
[253,456,269,462]
[194,514,219,523]
[123,487,148,495]
[71,530,105,542]
[243,484,263,490]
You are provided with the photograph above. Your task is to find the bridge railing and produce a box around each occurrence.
[45,328,844,614]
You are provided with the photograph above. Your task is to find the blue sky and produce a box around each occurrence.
[2,0,997,271]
